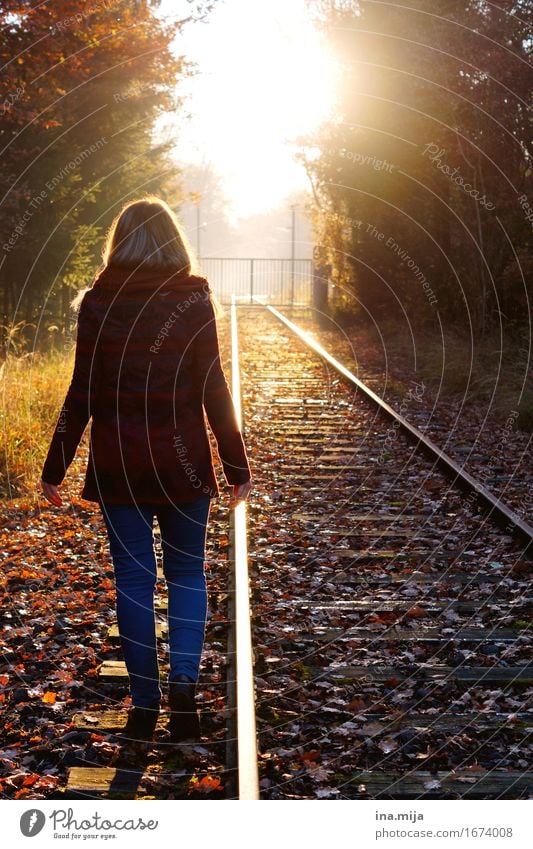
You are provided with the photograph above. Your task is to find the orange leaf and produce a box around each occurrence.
[0,674,9,686]
[42,691,56,704]
[347,697,366,711]
[20,568,35,580]
[14,788,32,799]
[197,775,221,792]
[301,750,321,762]
[406,605,426,618]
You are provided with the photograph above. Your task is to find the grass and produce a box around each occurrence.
[350,317,533,432]
[419,325,532,431]
[0,344,75,502]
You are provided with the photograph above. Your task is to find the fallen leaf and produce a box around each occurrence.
[378,736,399,753]
[406,605,426,618]
[195,775,221,793]
[361,721,385,737]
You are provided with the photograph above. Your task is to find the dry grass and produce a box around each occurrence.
[368,320,533,431]
[0,345,74,502]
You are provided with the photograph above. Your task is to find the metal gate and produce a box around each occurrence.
[197,257,314,306]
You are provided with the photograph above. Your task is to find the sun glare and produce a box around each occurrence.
[165,0,339,220]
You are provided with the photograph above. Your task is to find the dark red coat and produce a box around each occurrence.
[41,265,252,505]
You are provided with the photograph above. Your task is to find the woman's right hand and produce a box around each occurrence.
[229,479,253,508]
[41,479,63,507]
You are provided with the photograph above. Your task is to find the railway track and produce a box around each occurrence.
[240,305,532,800]
[62,302,531,800]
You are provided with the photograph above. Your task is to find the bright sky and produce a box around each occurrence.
[158,0,338,222]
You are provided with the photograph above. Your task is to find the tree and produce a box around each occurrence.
[0,0,218,346]
[302,0,533,335]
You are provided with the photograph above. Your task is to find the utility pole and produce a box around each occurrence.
[290,204,296,307]
[196,201,201,260]
[188,191,202,262]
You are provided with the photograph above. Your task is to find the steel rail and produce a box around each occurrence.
[267,305,533,552]
[228,296,259,799]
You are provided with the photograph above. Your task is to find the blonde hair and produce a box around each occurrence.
[70,196,224,316]
[103,195,198,274]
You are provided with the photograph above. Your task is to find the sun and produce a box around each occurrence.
[165,0,339,220]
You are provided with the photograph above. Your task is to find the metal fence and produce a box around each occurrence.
[197,257,314,306]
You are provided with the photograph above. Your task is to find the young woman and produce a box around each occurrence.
[40,196,252,744]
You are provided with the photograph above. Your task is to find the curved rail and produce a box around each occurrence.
[227,296,259,799]
[267,305,533,552]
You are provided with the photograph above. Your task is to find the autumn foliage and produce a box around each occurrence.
[0,0,209,339]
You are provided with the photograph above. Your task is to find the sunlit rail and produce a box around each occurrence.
[228,295,259,800]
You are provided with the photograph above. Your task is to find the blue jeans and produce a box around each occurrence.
[99,495,211,707]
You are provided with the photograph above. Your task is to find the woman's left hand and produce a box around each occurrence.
[41,480,63,507]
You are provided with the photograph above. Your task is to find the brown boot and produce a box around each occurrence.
[168,674,201,742]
